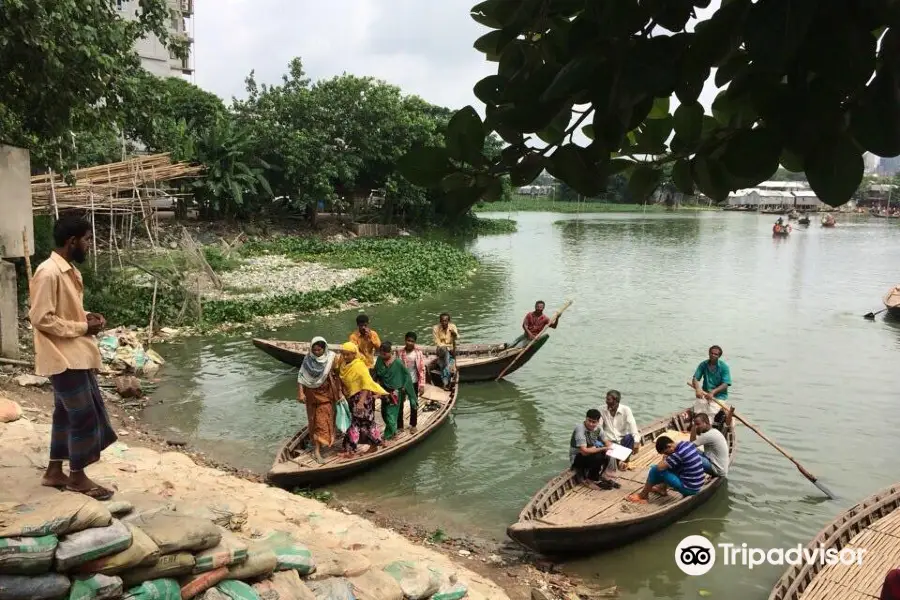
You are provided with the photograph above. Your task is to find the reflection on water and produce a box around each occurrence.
[146,212,900,599]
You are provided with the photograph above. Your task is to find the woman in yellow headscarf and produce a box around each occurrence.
[338,342,388,455]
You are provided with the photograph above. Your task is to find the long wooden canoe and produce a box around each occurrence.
[507,407,736,556]
[252,335,550,383]
[884,285,900,319]
[768,482,900,600]
[267,370,459,489]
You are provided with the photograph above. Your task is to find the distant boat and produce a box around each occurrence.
[798,215,810,225]
[772,222,791,236]
[884,285,900,319]
[821,214,836,227]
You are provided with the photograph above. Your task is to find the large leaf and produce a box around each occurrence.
[691,155,732,202]
[396,146,452,187]
[674,101,703,146]
[546,145,604,196]
[804,134,864,207]
[672,159,695,194]
[511,154,546,186]
[849,64,900,157]
[628,164,662,200]
[446,106,486,165]
[721,127,782,183]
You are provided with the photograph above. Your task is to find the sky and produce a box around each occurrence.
[190,0,723,114]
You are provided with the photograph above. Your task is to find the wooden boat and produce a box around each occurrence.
[821,214,836,227]
[773,223,792,236]
[252,334,551,383]
[507,407,736,556]
[768,482,900,600]
[884,285,900,319]
[798,216,811,225]
[267,370,459,489]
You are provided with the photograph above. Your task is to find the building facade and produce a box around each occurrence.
[116,0,194,77]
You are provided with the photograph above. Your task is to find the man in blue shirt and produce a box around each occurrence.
[692,345,732,431]
[627,435,706,503]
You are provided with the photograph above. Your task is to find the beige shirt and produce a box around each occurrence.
[432,323,459,347]
[28,252,102,377]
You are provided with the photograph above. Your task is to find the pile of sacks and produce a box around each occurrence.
[0,492,469,600]
[97,329,165,378]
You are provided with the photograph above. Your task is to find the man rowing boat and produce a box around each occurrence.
[512,300,559,348]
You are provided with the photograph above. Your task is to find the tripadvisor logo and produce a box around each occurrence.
[675,535,866,576]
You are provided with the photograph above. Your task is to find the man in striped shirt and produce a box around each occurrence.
[627,435,706,503]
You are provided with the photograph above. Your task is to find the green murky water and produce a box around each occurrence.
[146,211,900,599]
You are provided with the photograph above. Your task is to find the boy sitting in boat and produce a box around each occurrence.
[627,435,706,503]
[570,409,619,490]
[690,411,732,478]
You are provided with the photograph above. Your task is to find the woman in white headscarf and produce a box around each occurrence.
[297,337,341,463]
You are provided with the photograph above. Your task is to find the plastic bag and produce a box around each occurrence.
[215,580,260,600]
[122,579,181,600]
[0,574,71,600]
[193,528,248,573]
[68,574,123,600]
[335,399,351,434]
[255,532,314,575]
[75,523,159,576]
[0,534,58,575]
[55,519,133,571]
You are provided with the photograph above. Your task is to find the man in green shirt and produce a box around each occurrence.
[691,345,732,431]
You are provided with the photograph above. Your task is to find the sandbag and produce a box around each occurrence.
[255,532,314,575]
[0,573,71,600]
[253,570,316,600]
[122,579,181,600]
[124,511,220,554]
[200,589,229,600]
[0,534,58,575]
[0,492,111,538]
[305,579,356,600]
[121,553,195,588]
[432,582,467,600]
[68,574,123,600]
[215,580,260,600]
[193,528,248,573]
[176,500,248,532]
[103,501,134,517]
[382,561,439,600]
[0,398,22,423]
[181,566,228,600]
[55,520,132,571]
[225,545,276,582]
[76,524,159,576]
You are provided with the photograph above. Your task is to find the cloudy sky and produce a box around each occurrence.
[190,0,722,112]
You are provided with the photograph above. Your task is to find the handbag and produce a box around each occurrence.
[335,398,351,433]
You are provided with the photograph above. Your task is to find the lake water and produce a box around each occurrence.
[146,211,900,599]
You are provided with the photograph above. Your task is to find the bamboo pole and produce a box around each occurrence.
[21,228,32,290]
[147,280,158,349]
[49,169,59,218]
[89,189,98,274]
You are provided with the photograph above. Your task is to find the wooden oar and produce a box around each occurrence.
[864,308,887,320]
[495,300,572,381]
[685,382,836,499]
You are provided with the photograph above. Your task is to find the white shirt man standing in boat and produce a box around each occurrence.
[690,410,733,477]
[570,409,619,489]
[691,344,732,432]
[600,390,641,469]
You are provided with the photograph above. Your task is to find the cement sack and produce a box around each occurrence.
[122,579,181,600]
[255,532,314,575]
[125,511,220,554]
[68,574,123,600]
[216,580,260,600]
[0,492,111,538]
[0,573,71,600]
[253,570,316,600]
[225,545,276,582]
[75,523,159,576]
[305,579,357,600]
[199,589,229,600]
[193,528,248,573]
[0,534,58,575]
[432,582,468,600]
[382,561,439,600]
[176,500,248,532]
[181,566,228,600]
[0,399,22,423]
[55,520,132,571]
[103,501,134,517]
[121,553,195,588]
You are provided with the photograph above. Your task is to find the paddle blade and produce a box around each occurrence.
[813,480,837,500]
[864,312,876,319]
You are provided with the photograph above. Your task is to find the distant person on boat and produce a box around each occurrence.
[513,300,560,348]
[399,332,427,398]
[570,409,619,490]
[627,435,705,503]
[349,314,381,370]
[338,342,388,455]
[432,313,458,389]
[690,410,733,478]
[691,345,732,431]
[296,337,341,464]
[600,390,641,469]
[374,341,419,439]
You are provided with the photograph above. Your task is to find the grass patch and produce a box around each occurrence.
[474,198,719,213]
[467,217,518,234]
[292,488,334,503]
[428,528,448,544]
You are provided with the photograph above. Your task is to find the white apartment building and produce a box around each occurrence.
[115,0,194,77]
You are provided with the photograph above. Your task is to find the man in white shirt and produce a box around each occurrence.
[600,390,641,468]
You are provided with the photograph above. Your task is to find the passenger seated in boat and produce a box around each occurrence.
[432,313,458,389]
[338,342,388,456]
[374,341,418,440]
[296,336,342,464]
[600,390,641,469]
[570,409,619,490]
[627,436,705,503]
[690,411,732,478]
[691,344,732,432]
[349,314,381,371]
[511,300,559,348]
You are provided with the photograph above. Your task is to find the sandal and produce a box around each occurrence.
[66,485,114,501]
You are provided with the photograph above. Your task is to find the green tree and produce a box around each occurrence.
[399,0,900,211]
[0,0,170,171]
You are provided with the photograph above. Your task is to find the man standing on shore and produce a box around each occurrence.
[29,214,117,500]
[691,344,732,431]
[349,314,381,370]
